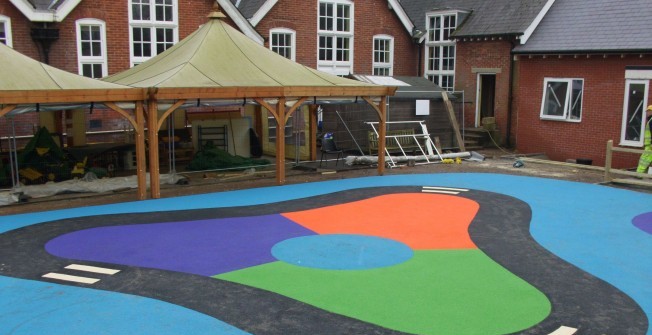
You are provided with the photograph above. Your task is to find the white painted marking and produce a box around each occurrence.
[42,272,100,284]
[547,325,578,335]
[421,190,460,195]
[65,264,120,275]
[422,186,469,192]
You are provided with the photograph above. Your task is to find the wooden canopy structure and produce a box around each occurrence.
[0,43,149,199]
[105,7,396,199]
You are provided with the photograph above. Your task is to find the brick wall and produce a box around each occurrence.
[255,0,418,76]
[514,54,652,168]
[454,39,514,142]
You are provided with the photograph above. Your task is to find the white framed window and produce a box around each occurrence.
[620,79,649,146]
[128,0,178,66]
[424,12,457,91]
[539,78,583,121]
[270,28,296,61]
[0,15,12,47]
[317,0,353,75]
[373,35,393,76]
[76,19,107,78]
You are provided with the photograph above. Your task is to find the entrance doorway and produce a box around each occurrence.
[476,74,496,126]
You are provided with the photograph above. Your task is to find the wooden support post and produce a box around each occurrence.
[604,140,613,182]
[147,95,161,198]
[442,91,465,151]
[378,96,387,175]
[309,104,317,161]
[135,101,147,200]
[276,98,286,185]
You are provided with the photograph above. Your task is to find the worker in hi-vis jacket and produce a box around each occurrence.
[637,105,652,174]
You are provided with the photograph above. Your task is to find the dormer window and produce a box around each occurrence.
[317,0,353,75]
[425,12,457,91]
[129,0,178,66]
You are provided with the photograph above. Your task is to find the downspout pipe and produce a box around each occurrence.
[506,39,517,147]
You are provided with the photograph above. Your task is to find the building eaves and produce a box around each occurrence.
[233,0,268,20]
[401,0,548,39]
[513,0,652,54]
[11,0,79,21]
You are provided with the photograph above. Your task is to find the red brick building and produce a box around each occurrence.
[512,0,652,167]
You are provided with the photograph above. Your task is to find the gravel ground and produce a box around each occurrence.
[2,148,646,216]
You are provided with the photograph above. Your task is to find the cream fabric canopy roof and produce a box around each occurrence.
[103,13,381,91]
[0,42,129,91]
[0,43,143,113]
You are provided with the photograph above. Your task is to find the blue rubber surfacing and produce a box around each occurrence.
[0,173,651,335]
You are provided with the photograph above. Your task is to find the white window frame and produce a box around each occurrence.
[539,78,584,122]
[76,19,108,78]
[269,28,296,61]
[0,15,13,47]
[620,79,649,146]
[424,11,457,91]
[317,0,354,75]
[128,0,179,67]
[372,34,393,76]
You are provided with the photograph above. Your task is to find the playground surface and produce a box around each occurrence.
[0,173,650,335]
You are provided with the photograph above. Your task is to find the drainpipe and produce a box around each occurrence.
[506,38,517,147]
[31,23,59,64]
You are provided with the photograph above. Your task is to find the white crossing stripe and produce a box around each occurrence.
[422,186,469,192]
[548,326,578,335]
[42,272,100,284]
[421,189,460,195]
[65,264,120,275]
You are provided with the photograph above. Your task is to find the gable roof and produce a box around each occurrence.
[401,0,551,39]
[10,0,80,21]
[513,0,652,54]
[231,0,269,20]
[233,0,413,32]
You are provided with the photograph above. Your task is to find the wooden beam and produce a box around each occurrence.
[156,99,187,131]
[276,98,286,185]
[253,98,276,116]
[377,96,387,175]
[104,102,137,129]
[147,96,161,199]
[309,104,317,161]
[362,96,382,119]
[284,97,308,124]
[135,101,147,200]
[0,104,17,118]
[0,88,145,104]
[154,86,396,100]
[441,91,465,151]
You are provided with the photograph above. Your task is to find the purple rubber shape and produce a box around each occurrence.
[632,212,652,234]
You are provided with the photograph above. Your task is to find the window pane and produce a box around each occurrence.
[92,64,102,78]
[625,83,646,141]
[91,26,100,40]
[91,41,101,56]
[336,4,350,32]
[319,3,333,31]
[0,22,5,44]
[133,0,150,20]
[569,80,583,120]
[543,81,569,117]
[433,16,441,42]
[82,64,93,77]
[319,35,332,61]
[336,37,349,61]
[443,45,454,70]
